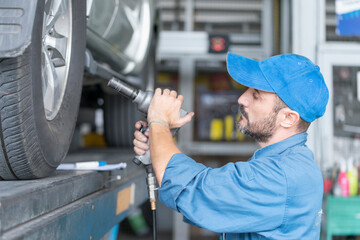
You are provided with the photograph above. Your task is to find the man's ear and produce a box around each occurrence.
[279,108,300,128]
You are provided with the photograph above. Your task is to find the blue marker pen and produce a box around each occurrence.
[75,161,107,169]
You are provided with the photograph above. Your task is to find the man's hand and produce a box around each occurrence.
[133,89,194,185]
[133,120,149,155]
[147,88,194,128]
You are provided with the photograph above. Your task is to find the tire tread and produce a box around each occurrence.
[0,49,53,179]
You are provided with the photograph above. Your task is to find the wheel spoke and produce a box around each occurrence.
[119,0,150,62]
[123,2,141,33]
[46,0,66,32]
[44,33,67,67]
[44,0,53,15]
[43,50,58,113]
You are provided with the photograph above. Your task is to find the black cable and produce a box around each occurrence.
[152,209,157,240]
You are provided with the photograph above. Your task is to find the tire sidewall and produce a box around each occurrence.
[32,0,86,167]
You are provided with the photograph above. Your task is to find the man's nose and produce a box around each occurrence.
[238,90,249,107]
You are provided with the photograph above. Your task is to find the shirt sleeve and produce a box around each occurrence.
[158,153,287,234]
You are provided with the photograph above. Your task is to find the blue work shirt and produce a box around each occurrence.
[158,132,323,239]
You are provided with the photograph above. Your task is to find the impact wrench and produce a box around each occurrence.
[107,77,187,240]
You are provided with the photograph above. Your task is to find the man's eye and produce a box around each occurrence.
[253,92,258,99]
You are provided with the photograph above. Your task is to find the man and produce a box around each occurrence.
[133,52,329,239]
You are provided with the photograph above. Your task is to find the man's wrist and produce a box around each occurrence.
[148,120,170,129]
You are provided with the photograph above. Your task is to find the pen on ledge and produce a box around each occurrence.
[56,161,126,171]
[75,161,107,169]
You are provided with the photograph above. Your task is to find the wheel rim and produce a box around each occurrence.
[119,0,152,73]
[41,0,72,120]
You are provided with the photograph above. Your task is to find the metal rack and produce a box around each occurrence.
[158,0,266,48]
[156,0,273,156]
[157,0,273,58]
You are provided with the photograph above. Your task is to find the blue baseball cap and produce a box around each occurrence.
[226,52,329,122]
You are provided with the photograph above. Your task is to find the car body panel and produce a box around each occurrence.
[0,0,155,76]
[0,0,38,57]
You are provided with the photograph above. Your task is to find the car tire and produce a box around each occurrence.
[0,0,86,179]
[103,94,144,148]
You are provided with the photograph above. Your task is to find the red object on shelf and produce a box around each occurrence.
[210,73,230,91]
[324,178,333,194]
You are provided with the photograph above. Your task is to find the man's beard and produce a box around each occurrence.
[237,105,278,143]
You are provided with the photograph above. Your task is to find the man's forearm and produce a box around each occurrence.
[149,124,181,185]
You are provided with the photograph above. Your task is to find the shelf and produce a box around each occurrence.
[180,141,258,156]
[158,0,263,11]
[157,49,265,156]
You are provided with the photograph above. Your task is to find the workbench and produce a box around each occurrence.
[0,149,148,240]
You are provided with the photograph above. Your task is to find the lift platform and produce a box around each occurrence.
[0,149,148,240]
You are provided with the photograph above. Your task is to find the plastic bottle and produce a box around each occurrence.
[358,160,360,195]
[236,113,245,141]
[338,160,349,197]
[356,159,360,196]
[224,115,234,141]
[347,158,358,196]
[210,118,223,141]
[332,163,342,196]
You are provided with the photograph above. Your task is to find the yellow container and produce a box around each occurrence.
[210,118,223,141]
[236,113,245,141]
[224,115,234,141]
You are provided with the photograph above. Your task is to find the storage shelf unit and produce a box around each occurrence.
[157,0,273,58]
[156,0,272,156]
[157,55,260,156]
[180,141,258,156]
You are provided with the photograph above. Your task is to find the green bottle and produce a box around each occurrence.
[347,158,358,196]
[127,208,150,236]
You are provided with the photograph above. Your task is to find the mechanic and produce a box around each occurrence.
[133,52,329,239]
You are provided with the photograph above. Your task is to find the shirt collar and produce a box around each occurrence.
[252,132,308,159]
